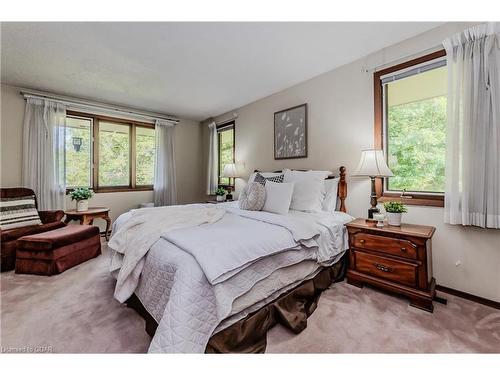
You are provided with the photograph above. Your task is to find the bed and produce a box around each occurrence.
[109,166,351,353]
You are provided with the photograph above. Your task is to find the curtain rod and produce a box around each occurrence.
[20,89,180,124]
[215,112,238,126]
[365,44,444,73]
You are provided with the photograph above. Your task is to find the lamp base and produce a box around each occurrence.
[226,193,233,201]
[368,207,380,219]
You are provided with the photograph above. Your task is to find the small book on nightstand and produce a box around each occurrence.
[345,218,446,312]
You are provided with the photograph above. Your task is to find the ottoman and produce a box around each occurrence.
[16,225,101,275]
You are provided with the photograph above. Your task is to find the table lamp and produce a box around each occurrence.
[352,149,394,218]
[222,163,239,200]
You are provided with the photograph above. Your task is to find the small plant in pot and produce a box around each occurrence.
[383,201,407,226]
[69,187,94,212]
[215,187,227,202]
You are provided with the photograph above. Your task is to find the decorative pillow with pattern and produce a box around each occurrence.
[239,182,266,211]
[0,195,42,230]
[254,172,284,185]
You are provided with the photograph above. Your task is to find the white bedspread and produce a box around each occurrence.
[108,205,225,302]
[110,202,354,353]
[163,206,319,284]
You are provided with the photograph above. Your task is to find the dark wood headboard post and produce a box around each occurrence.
[338,166,347,213]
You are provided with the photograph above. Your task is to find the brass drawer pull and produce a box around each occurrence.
[359,239,365,245]
[374,263,393,273]
[401,247,407,252]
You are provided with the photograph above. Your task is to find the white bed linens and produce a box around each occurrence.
[163,203,320,284]
[109,204,225,302]
[110,201,353,353]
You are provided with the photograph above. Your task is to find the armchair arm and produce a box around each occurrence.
[38,210,65,224]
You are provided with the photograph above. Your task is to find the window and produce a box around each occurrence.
[65,116,93,187]
[135,126,156,186]
[98,121,130,187]
[374,50,447,206]
[65,111,155,192]
[217,122,235,187]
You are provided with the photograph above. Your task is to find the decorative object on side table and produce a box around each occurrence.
[373,213,385,227]
[346,218,445,312]
[352,149,394,218]
[274,103,307,159]
[384,201,407,226]
[69,187,94,212]
[222,163,239,200]
[215,187,227,202]
[64,207,112,241]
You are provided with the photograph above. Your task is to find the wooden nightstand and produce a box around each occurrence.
[346,218,444,312]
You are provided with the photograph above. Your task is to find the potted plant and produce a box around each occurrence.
[383,201,407,226]
[69,187,94,212]
[215,187,227,202]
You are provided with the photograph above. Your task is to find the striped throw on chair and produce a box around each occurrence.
[0,195,42,230]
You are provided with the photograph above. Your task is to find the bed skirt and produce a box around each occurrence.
[126,253,347,353]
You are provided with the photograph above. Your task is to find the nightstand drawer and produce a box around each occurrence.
[354,251,417,287]
[352,232,417,259]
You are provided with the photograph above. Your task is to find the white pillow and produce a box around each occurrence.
[283,169,332,212]
[262,181,294,215]
[322,177,340,212]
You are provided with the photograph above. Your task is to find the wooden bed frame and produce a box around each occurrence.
[126,165,348,352]
[337,166,348,212]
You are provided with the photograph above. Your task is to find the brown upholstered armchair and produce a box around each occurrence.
[1,188,66,272]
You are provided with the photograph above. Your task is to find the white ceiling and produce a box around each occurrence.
[1,22,442,120]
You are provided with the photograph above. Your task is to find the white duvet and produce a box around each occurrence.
[163,206,320,284]
[109,204,225,302]
[109,201,353,353]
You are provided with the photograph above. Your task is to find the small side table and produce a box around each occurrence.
[206,200,234,204]
[64,207,111,241]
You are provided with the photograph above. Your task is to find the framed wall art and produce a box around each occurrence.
[274,103,307,159]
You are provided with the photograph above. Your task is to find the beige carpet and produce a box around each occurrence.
[1,243,499,353]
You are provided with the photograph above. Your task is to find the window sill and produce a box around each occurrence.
[67,187,153,194]
[95,187,154,193]
[378,194,444,207]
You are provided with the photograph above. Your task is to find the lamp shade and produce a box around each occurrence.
[352,149,394,177]
[222,163,239,178]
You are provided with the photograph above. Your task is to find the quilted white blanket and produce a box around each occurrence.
[163,206,319,284]
[110,202,353,353]
[109,205,225,302]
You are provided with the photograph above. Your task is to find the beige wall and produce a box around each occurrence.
[210,22,500,302]
[0,84,205,230]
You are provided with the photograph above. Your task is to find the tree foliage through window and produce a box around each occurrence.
[136,127,155,185]
[99,122,130,186]
[65,116,92,187]
[218,125,235,186]
[385,64,447,193]
[387,97,446,192]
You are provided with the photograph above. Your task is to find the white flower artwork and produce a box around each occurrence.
[274,103,307,159]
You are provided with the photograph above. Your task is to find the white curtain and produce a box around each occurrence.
[22,98,66,210]
[154,119,177,207]
[443,23,500,229]
[206,121,218,195]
